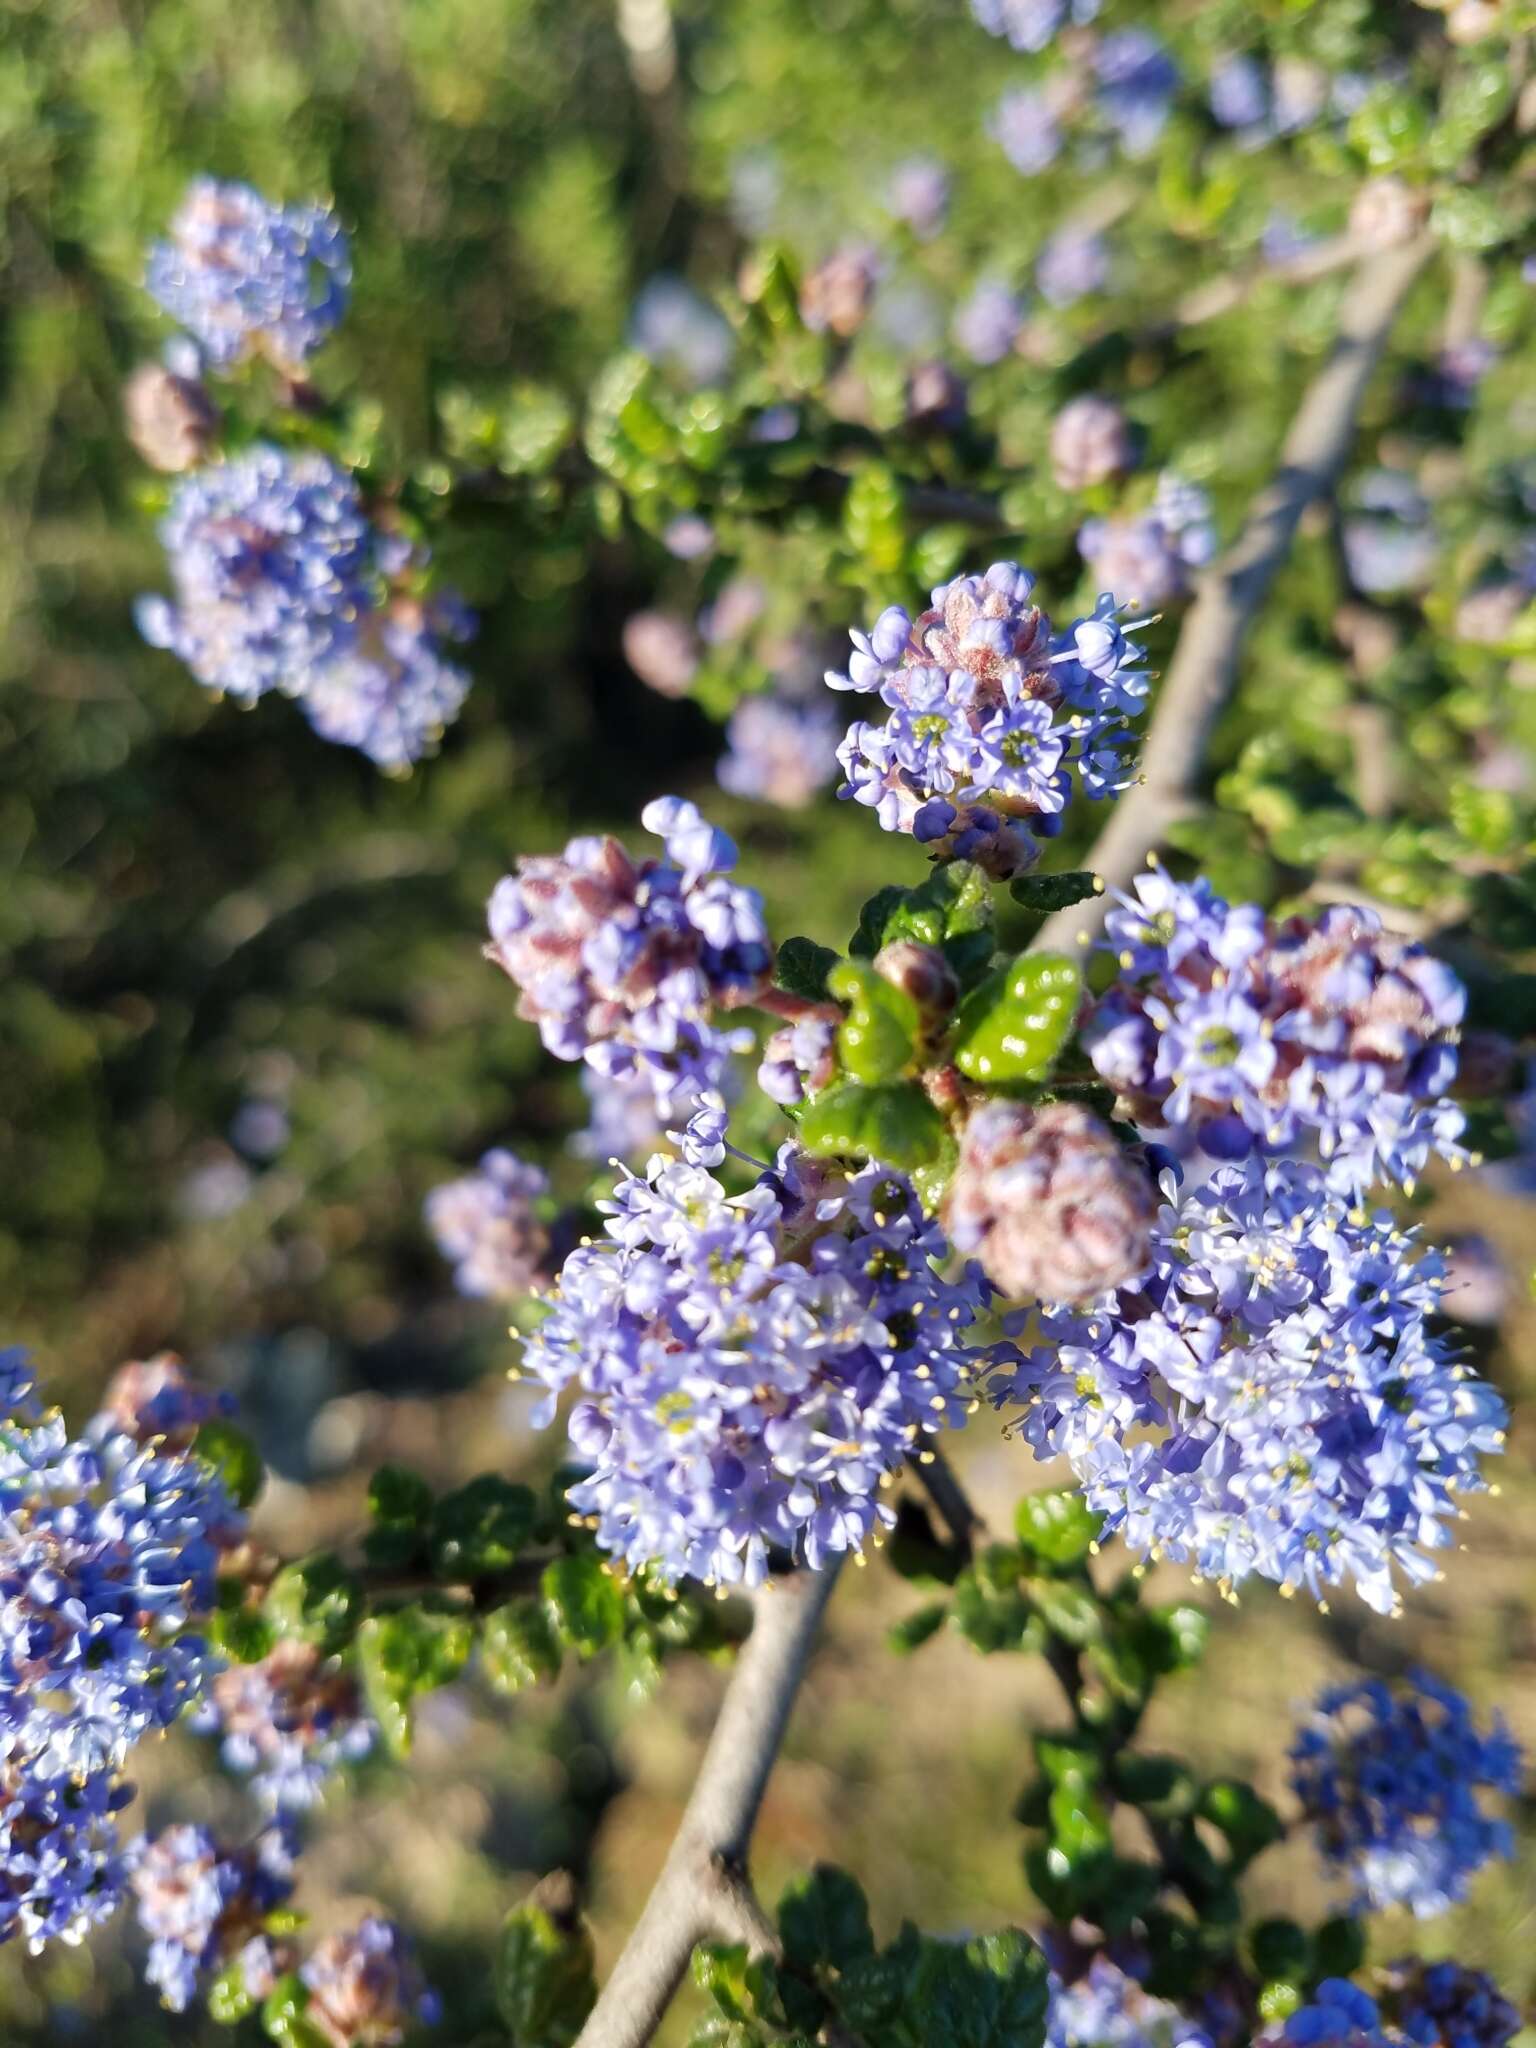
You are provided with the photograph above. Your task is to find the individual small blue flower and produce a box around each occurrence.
[970,0,1099,52]
[1291,1674,1523,1916]
[146,178,350,373]
[1093,30,1180,158]
[1381,1958,1522,2048]
[425,1149,550,1301]
[131,1821,296,2013]
[993,1160,1508,1614]
[136,446,372,704]
[520,1151,995,1586]
[1037,227,1110,308]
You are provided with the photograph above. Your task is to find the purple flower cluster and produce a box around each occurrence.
[970,0,1099,52]
[520,1149,993,1586]
[991,87,1067,177]
[1209,54,1330,145]
[301,1915,439,2047]
[0,1348,238,1950]
[1084,875,1468,1191]
[718,693,841,809]
[1093,30,1181,158]
[886,156,951,240]
[1290,1673,1523,1916]
[137,447,475,764]
[1079,475,1217,609]
[1037,227,1110,308]
[146,178,350,373]
[132,1821,296,2012]
[994,1160,1507,1614]
[1285,1980,1393,2048]
[629,275,735,388]
[826,562,1151,878]
[485,798,771,1126]
[1342,471,1438,595]
[954,280,1024,366]
[425,1148,550,1301]
[194,1642,376,1812]
[1048,1958,1212,2048]
[1380,1959,1522,2048]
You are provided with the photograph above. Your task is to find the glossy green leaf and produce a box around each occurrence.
[1014,1490,1102,1569]
[774,935,841,1003]
[194,1421,265,1509]
[950,952,1081,1086]
[799,1080,946,1169]
[430,1475,537,1578]
[778,1865,875,1977]
[262,1553,362,1657]
[542,1554,625,1658]
[1009,871,1100,915]
[494,1885,597,2046]
[357,1608,473,1757]
[483,1596,564,1694]
[828,960,919,1082]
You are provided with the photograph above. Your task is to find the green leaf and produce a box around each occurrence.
[483,1597,564,1694]
[887,1601,948,1655]
[774,936,841,1003]
[1258,1982,1304,2024]
[262,1553,362,1657]
[828,960,919,1082]
[915,1927,1051,2048]
[1136,1601,1209,1673]
[494,1881,597,2046]
[1034,1735,1102,1790]
[500,381,576,475]
[1009,872,1100,915]
[799,1080,946,1169]
[1199,1779,1283,1864]
[1432,185,1519,252]
[1311,1916,1366,1983]
[1248,1918,1311,1984]
[430,1476,537,1578]
[692,1945,757,2022]
[1014,1491,1102,1569]
[952,1550,1041,1655]
[1111,1754,1198,1820]
[950,952,1081,1087]
[542,1555,625,1658]
[1348,88,1430,170]
[1450,780,1520,856]
[193,1421,265,1509]
[778,1865,875,1977]
[850,886,913,960]
[1027,1578,1103,1647]
[1428,61,1515,174]
[260,1976,330,2048]
[208,1956,259,2024]
[362,1463,435,1569]
[209,1604,277,1665]
[357,1609,474,1757]
[850,861,995,987]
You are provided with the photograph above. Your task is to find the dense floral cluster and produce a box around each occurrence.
[300,1915,439,2047]
[1079,474,1218,608]
[193,1642,377,1812]
[1084,874,1468,1191]
[136,446,475,765]
[0,1348,237,1950]
[485,797,771,1125]
[145,178,351,372]
[132,1820,296,2012]
[1284,1979,1394,2047]
[994,1160,1506,1613]
[1378,1958,1522,2048]
[425,1148,550,1301]
[718,692,841,809]
[826,562,1151,877]
[1047,1958,1213,2048]
[1290,1673,1522,1916]
[520,1148,992,1585]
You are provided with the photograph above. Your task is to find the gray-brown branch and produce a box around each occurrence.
[1036,235,1435,956]
[575,1560,844,2048]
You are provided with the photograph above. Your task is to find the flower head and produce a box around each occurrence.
[132,1821,296,2012]
[719,694,841,809]
[521,1149,995,1586]
[1378,1958,1521,2048]
[425,1149,550,1301]
[194,1641,376,1812]
[993,1160,1507,1614]
[1291,1673,1522,1915]
[146,179,350,373]
[1048,1957,1213,2048]
[301,1916,438,2047]
[300,594,475,771]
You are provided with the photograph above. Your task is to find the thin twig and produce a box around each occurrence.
[575,1561,844,2048]
[914,1444,988,1558]
[1035,235,1436,957]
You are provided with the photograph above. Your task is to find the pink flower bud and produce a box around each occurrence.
[946,1100,1155,1304]
[874,940,958,1015]
[1049,395,1133,492]
[124,362,220,472]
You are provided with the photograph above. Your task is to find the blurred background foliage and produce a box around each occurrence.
[2,0,1534,2040]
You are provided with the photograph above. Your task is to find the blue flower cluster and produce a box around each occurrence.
[300,1914,440,2045]
[1381,1958,1522,2048]
[827,563,1151,878]
[1290,1673,1523,1916]
[145,178,350,373]
[132,1820,297,2013]
[520,1149,993,1587]
[718,692,842,810]
[1079,474,1217,609]
[137,446,475,765]
[486,798,771,1127]
[0,1348,238,1950]
[1047,1958,1212,2048]
[995,1160,1507,1614]
[1285,1979,1394,2047]
[193,1641,377,1813]
[970,0,1099,53]
[425,1148,551,1301]
[1093,31,1181,157]
[1084,875,1468,1191]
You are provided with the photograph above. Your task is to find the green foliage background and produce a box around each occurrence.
[1,0,1533,2040]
